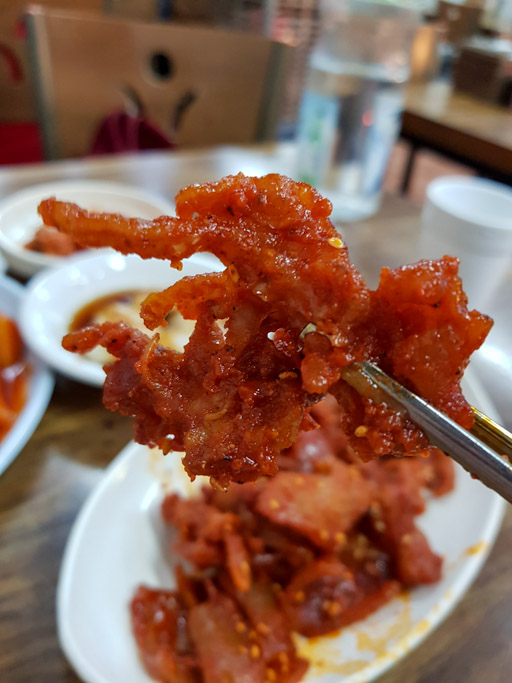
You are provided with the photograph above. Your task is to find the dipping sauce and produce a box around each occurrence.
[69,290,195,365]
[0,314,29,442]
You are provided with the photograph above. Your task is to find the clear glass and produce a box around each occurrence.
[296,0,419,222]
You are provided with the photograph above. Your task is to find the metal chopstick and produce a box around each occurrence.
[341,361,512,504]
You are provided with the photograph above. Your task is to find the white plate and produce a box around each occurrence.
[468,268,512,429]
[20,251,223,387]
[0,276,54,475]
[57,371,505,683]
[0,180,174,277]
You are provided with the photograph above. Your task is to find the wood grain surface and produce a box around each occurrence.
[0,378,133,682]
[0,148,510,683]
[403,81,512,178]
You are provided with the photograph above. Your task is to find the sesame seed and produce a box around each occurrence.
[257,622,271,636]
[278,371,297,380]
[328,602,341,616]
[229,264,240,283]
[294,590,305,603]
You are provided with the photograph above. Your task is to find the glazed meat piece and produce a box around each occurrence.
[163,494,251,592]
[131,408,453,682]
[40,174,491,486]
[282,558,401,637]
[187,591,307,683]
[364,458,444,586]
[187,594,266,683]
[256,461,372,549]
[131,587,200,683]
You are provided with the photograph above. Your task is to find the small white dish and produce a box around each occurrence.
[20,250,223,387]
[420,176,512,310]
[57,371,505,683]
[0,276,54,476]
[0,180,175,277]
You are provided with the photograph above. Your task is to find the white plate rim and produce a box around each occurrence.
[19,250,222,387]
[0,276,54,475]
[56,370,506,683]
[0,180,175,276]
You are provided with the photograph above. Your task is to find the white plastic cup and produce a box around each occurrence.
[419,176,512,310]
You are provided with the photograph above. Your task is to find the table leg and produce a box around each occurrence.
[400,141,419,196]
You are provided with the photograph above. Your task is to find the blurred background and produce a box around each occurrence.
[0,0,510,209]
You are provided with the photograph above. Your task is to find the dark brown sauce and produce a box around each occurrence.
[69,290,151,331]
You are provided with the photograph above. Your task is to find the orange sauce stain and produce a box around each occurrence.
[410,618,430,637]
[442,588,454,603]
[465,540,487,556]
[295,635,368,678]
[354,592,412,659]
[314,659,369,677]
[294,592,419,677]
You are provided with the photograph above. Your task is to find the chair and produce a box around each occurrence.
[0,12,45,164]
[0,12,35,124]
[25,5,293,160]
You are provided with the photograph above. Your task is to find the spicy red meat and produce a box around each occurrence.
[25,224,83,256]
[131,587,199,683]
[38,174,491,488]
[130,396,454,682]
[256,462,372,549]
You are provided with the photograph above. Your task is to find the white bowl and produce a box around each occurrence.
[0,180,175,277]
[20,250,223,387]
[420,176,512,309]
[0,276,54,475]
[57,371,505,683]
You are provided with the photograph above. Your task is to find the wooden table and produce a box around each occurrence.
[401,80,512,191]
[0,147,511,683]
